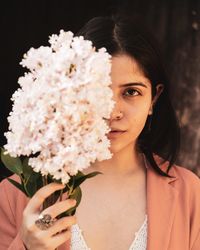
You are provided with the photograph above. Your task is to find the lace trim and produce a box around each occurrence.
[70,214,148,250]
[129,214,148,250]
[70,224,91,250]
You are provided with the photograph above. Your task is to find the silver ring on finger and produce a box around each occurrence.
[35,214,57,230]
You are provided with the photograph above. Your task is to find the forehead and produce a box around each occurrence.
[111,54,151,87]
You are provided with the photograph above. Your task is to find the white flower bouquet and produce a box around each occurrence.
[1,30,115,215]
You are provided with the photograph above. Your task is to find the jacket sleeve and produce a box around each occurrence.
[190,173,200,250]
[191,229,200,250]
[185,169,200,250]
[0,178,26,250]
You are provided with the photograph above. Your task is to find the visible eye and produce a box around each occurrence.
[122,88,141,97]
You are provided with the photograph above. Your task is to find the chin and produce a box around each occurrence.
[110,134,137,150]
[109,142,131,155]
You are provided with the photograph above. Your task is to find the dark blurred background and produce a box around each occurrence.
[1,0,200,181]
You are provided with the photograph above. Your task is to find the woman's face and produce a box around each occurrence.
[107,54,162,153]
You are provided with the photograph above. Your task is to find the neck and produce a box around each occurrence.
[84,143,146,178]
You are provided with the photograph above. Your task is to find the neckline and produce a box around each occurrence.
[71,214,148,250]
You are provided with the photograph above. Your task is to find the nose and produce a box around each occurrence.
[109,101,124,121]
[103,89,124,123]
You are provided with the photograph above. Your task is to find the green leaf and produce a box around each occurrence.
[22,157,33,179]
[0,147,23,175]
[21,158,43,197]
[24,171,41,197]
[70,186,82,207]
[7,178,27,196]
[73,171,103,189]
[68,186,82,216]
[58,186,82,218]
[84,171,103,179]
[75,170,85,178]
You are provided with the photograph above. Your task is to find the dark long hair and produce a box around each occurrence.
[76,14,180,178]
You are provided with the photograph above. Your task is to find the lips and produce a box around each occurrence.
[107,130,126,139]
[110,127,126,132]
[110,129,124,132]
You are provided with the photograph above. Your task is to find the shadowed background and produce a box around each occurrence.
[0,0,200,181]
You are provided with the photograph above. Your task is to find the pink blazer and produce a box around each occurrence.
[0,155,200,250]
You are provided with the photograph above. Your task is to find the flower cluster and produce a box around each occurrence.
[4,30,115,184]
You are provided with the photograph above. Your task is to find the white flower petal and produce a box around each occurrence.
[4,30,114,184]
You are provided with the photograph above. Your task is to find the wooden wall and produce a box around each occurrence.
[122,0,200,176]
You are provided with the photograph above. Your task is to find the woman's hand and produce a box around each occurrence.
[20,182,77,250]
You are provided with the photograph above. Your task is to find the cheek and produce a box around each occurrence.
[109,104,150,153]
[128,102,150,134]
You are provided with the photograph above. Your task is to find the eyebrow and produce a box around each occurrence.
[119,82,148,88]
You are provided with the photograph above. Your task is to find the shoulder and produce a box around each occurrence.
[153,154,200,200]
[172,163,199,180]
[171,164,200,207]
[171,165,200,247]
[171,164,200,190]
[0,174,22,193]
[154,154,200,188]
[0,175,30,244]
[0,174,29,213]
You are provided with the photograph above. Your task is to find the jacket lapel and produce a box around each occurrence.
[146,156,179,250]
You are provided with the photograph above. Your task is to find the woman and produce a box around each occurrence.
[0,14,200,250]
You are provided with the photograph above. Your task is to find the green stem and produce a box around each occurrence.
[59,188,63,201]
[42,175,49,210]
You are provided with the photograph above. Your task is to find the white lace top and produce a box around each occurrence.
[70,214,148,250]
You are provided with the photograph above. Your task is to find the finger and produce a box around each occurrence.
[51,227,72,248]
[25,182,65,214]
[47,216,76,236]
[41,199,77,219]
